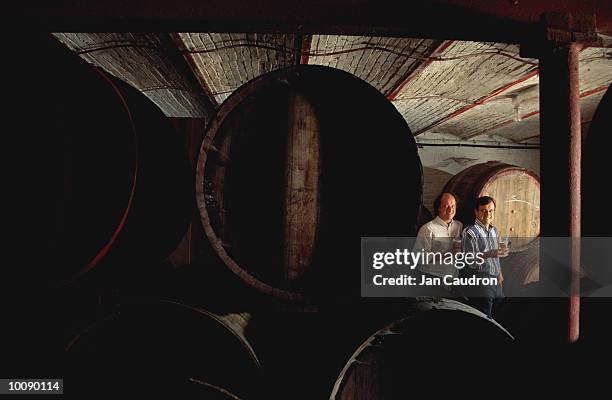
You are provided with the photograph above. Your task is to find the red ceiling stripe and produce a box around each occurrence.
[387,40,455,101]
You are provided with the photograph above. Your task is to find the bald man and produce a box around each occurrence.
[413,192,463,294]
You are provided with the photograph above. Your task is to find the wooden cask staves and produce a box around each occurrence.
[444,161,540,250]
[197,65,423,300]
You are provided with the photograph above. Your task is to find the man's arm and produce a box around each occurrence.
[482,249,501,259]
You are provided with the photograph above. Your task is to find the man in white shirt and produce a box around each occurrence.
[413,192,463,294]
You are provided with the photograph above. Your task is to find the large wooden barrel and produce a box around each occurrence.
[581,86,612,345]
[584,86,611,238]
[330,299,513,400]
[15,34,193,285]
[196,65,423,300]
[443,161,540,249]
[65,301,261,398]
[102,76,194,269]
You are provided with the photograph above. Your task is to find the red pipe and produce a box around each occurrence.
[568,42,582,344]
[387,40,455,101]
[579,84,610,98]
[414,69,540,135]
[538,38,583,343]
[464,83,609,139]
[418,41,599,138]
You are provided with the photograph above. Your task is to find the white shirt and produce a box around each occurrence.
[413,216,463,278]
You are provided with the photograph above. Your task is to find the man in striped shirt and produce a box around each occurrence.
[462,196,507,318]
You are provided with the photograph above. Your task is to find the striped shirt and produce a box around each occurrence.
[463,219,501,277]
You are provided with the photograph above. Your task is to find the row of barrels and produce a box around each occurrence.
[64,299,513,399]
[18,34,547,298]
[18,35,425,299]
[19,34,612,301]
[11,36,612,396]
[16,34,194,286]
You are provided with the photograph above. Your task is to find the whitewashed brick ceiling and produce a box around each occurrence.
[53,33,612,143]
[53,33,215,118]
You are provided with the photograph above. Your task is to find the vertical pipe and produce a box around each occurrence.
[539,41,582,343]
[567,43,581,343]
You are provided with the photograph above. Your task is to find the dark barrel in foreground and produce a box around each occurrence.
[15,35,193,285]
[581,86,612,345]
[196,65,423,301]
[330,299,513,400]
[584,86,611,238]
[65,301,261,398]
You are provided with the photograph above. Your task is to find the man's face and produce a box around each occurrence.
[475,201,495,226]
[438,193,456,222]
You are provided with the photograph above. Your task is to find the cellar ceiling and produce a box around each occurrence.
[53,33,612,144]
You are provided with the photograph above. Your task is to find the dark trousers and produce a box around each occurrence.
[465,272,504,318]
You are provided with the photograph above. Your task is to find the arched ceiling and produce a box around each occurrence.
[52,32,611,144]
